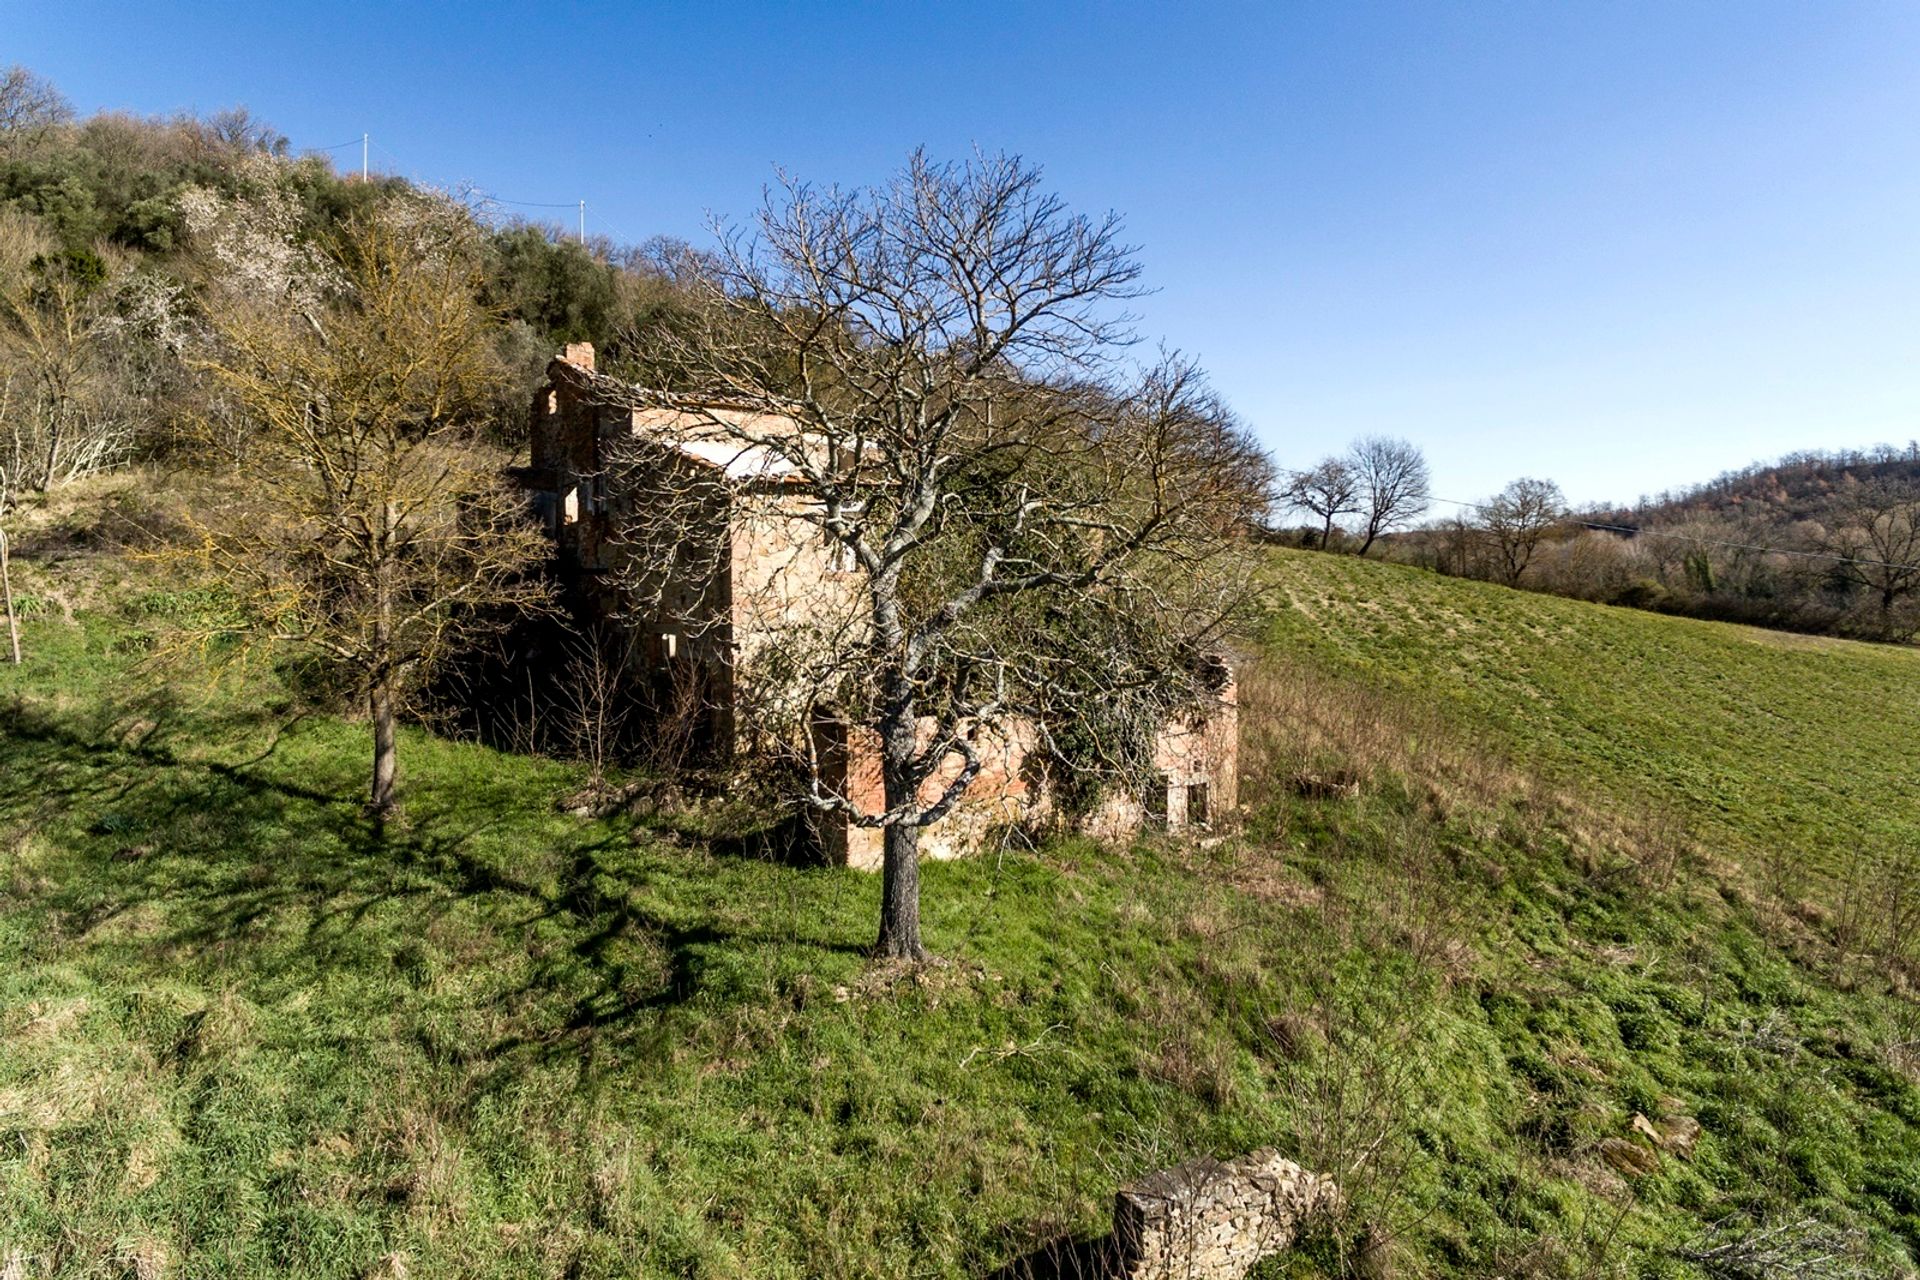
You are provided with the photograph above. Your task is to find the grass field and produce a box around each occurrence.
[3,518,1919,1278]
[1262,550,1920,883]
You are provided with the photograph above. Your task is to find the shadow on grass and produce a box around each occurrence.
[980,1234,1116,1280]
[0,693,864,1090]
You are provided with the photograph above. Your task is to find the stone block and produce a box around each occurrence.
[1112,1149,1338,1280]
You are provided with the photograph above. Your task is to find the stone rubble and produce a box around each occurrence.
[1111,1148,1339,1280]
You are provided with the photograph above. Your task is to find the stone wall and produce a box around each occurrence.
[815,687,1239,871]
[1111,1149,1338,1280]
[818,715,1050,870]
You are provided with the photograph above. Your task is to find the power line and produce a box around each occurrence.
[303,130,612,247]
[368,140,426,184]
[478,193,579,209]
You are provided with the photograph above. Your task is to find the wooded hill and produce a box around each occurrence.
[1597,446,1920,527]
[0,64,701,480]
[1380,445,1920,644]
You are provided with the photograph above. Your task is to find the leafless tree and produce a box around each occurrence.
[0,66,72,142]
[1349,435,1431,556]
[1480,476,1565,585]
[0,210,136,493]
[0,445,17,666]
[1283,458,1362,550]
[1815,480,1920,640]
[201,106,288,157]
[599,151,1271,959]
[559,626,637,789]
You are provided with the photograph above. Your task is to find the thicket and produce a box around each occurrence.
[1283,444,1920,646]
[0,64,700,492]
[0,64,706,767]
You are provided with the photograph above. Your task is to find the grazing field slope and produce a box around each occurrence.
[1264,548,1920,885]
[1,503,1918,1279]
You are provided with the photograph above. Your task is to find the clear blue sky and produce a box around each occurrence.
[10,1,1920,507]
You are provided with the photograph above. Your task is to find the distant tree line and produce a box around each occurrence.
[1277,423,1920,644]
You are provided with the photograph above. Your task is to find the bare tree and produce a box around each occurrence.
[0,519,15,666]
[0,66,72,141]
[1349,435,1431,556]
[1816,480,1920,640]
[1283,458,1361,550]
[1480,477,1565,585]
[0,211,134,493]
[559,626,637,790]
[0,368,18,663]
[0,416,17,666]
[187,192,552,815]
[601,152,1270,959]
[201,106,289,158]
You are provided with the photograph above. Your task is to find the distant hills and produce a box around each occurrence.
[1590,444,1920,529]
[1380,445,1920,643]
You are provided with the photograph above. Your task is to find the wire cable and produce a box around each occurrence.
[302,135,615,242]
[477,193,580,209]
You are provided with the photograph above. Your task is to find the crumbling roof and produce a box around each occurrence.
[664,436,804,482]
[547,352,823,486]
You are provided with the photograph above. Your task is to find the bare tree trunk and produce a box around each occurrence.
[37,397,61,493]
[873,662,927,961]
[370,500,397,814]
[874,819,925,960]
[0,523,18,665]
[370,672,397,813]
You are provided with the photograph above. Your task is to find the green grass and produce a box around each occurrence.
[1263,549,1920,880]
[2,533,1919,1277]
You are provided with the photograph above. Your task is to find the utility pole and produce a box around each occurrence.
[361,133,369,182]
[578,199,586,244]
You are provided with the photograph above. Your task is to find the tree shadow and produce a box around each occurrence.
[705,808,829,867]
[981,1234,1117,1279]
[0,693,860,1096]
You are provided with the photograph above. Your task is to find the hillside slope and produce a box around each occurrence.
[1595,447,1920,527]
[1263,549,1920,884]
[1,510,1918,1278]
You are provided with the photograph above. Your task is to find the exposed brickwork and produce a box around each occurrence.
[515,346,1242,867]
[818,693,1238,871]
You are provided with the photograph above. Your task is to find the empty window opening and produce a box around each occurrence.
[1188,782,1210,826]
[1144,776,1170,825]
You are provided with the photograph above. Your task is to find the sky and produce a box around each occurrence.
[8,0,1920,508]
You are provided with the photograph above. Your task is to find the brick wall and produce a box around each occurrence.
[817,685,1238,871]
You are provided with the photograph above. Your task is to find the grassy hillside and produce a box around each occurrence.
[1263,551,1920,888]
[2,508,1919,1278]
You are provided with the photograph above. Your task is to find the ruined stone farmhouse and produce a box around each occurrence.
[513,344,1238,868]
